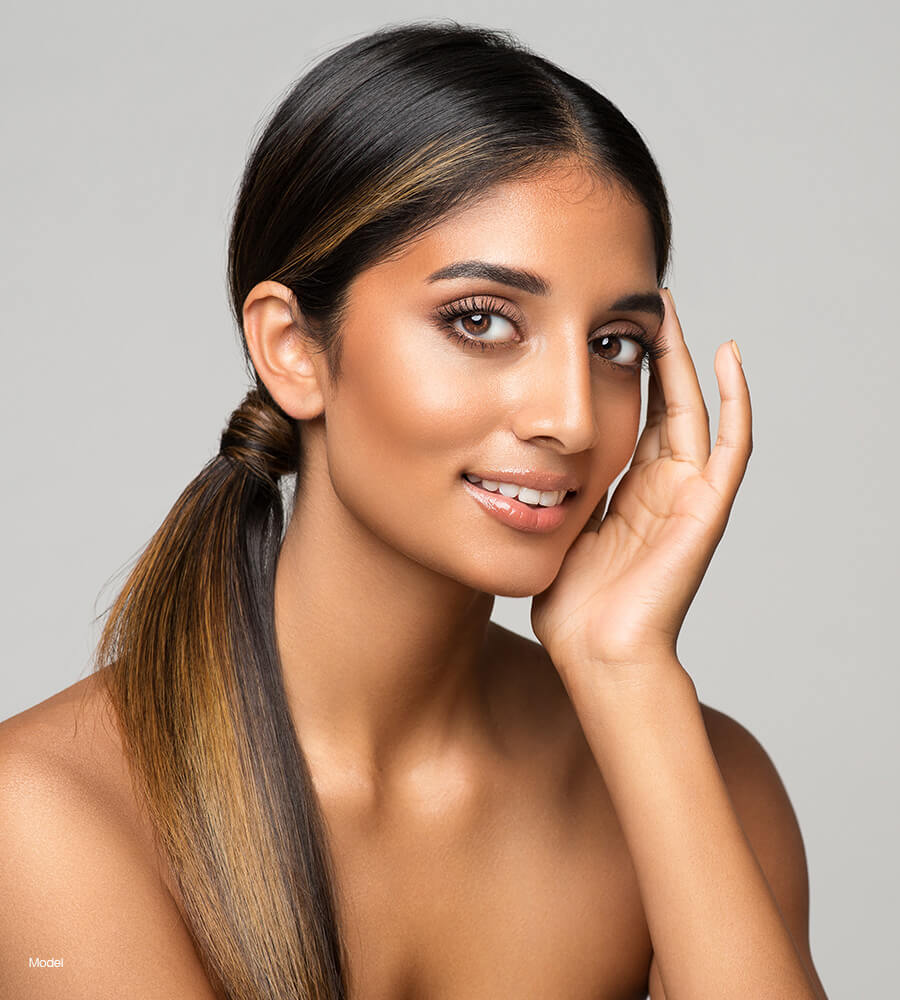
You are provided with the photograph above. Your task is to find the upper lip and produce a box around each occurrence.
[463,469,580,494]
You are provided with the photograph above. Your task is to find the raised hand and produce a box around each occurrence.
[531,288,752,680]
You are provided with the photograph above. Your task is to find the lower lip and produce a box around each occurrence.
[460,477,573,534]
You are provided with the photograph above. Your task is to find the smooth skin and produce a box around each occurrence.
[0,159,827,998]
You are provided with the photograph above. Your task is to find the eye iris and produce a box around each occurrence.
[594,334,621,359]
[461,313,489,335]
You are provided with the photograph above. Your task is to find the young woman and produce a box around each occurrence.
[0,21,828,1000]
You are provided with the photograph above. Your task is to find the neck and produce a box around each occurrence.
[273,462,498,789]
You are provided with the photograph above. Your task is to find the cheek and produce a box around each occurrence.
[322,334,485,511]
[616,385,643,459]
[583,383,644,494]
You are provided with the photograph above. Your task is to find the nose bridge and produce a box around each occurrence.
[511,322,598,453]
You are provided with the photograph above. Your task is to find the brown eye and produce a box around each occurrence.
[461,313,491,335]
[449,311,517,345]
[436,296,521,349]
[590,333,644,366]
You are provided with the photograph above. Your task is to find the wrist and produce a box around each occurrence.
[556,646,688,691]
[555,650,697,719]
[557,656,701,771]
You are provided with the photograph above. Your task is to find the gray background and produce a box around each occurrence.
[2,1,896,995]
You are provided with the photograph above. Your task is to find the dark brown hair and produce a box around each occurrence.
[93,19,671,999]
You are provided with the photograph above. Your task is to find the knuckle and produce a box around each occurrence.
[665,402,693,419]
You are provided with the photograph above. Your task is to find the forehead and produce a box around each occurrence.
[359,160,657,295]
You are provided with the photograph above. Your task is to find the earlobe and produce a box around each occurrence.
[241,280,326,420]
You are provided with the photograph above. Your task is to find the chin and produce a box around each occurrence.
[457,552,566,599]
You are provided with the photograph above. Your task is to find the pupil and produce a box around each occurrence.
[596,335,619,357]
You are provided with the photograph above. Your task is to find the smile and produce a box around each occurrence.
[462,473,573,509]
[460,474,576,534]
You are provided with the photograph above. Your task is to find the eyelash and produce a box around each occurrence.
[434,295,667,373]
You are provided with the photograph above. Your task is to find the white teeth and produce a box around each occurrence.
[518,487,542,505]
[463,474,568,507]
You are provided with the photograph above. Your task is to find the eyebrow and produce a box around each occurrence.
[427,260,549,296]
[425,259,664,322]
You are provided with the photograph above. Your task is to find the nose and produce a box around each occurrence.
[509,329,600,454]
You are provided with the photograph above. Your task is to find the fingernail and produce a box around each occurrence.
[730,339,743,365]
[664,286,675,309]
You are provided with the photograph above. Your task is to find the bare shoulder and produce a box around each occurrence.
[0,673,220,998]
[697,702,809,910]
[0,673,125,837]
[697,702,828,999]
[698,702,808,854]
[1,673,118,779]
[0,672,147,850]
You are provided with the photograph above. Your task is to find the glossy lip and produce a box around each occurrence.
[462,468,580,494]
[460,476,573,534]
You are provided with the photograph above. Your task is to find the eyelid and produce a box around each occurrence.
[434,295,524,344]
[591,320,648,339]
[437,293,523,321]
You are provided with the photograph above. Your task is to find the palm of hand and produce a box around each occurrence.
[531,290,752,675]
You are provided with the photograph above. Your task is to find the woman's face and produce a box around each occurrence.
[312,160,662,597]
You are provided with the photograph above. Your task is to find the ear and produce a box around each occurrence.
[241,280,327,420]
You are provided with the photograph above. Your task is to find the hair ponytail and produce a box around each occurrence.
[93,21,671,999]
[95,389,347,999]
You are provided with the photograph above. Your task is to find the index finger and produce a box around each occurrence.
[653,289,711,468]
